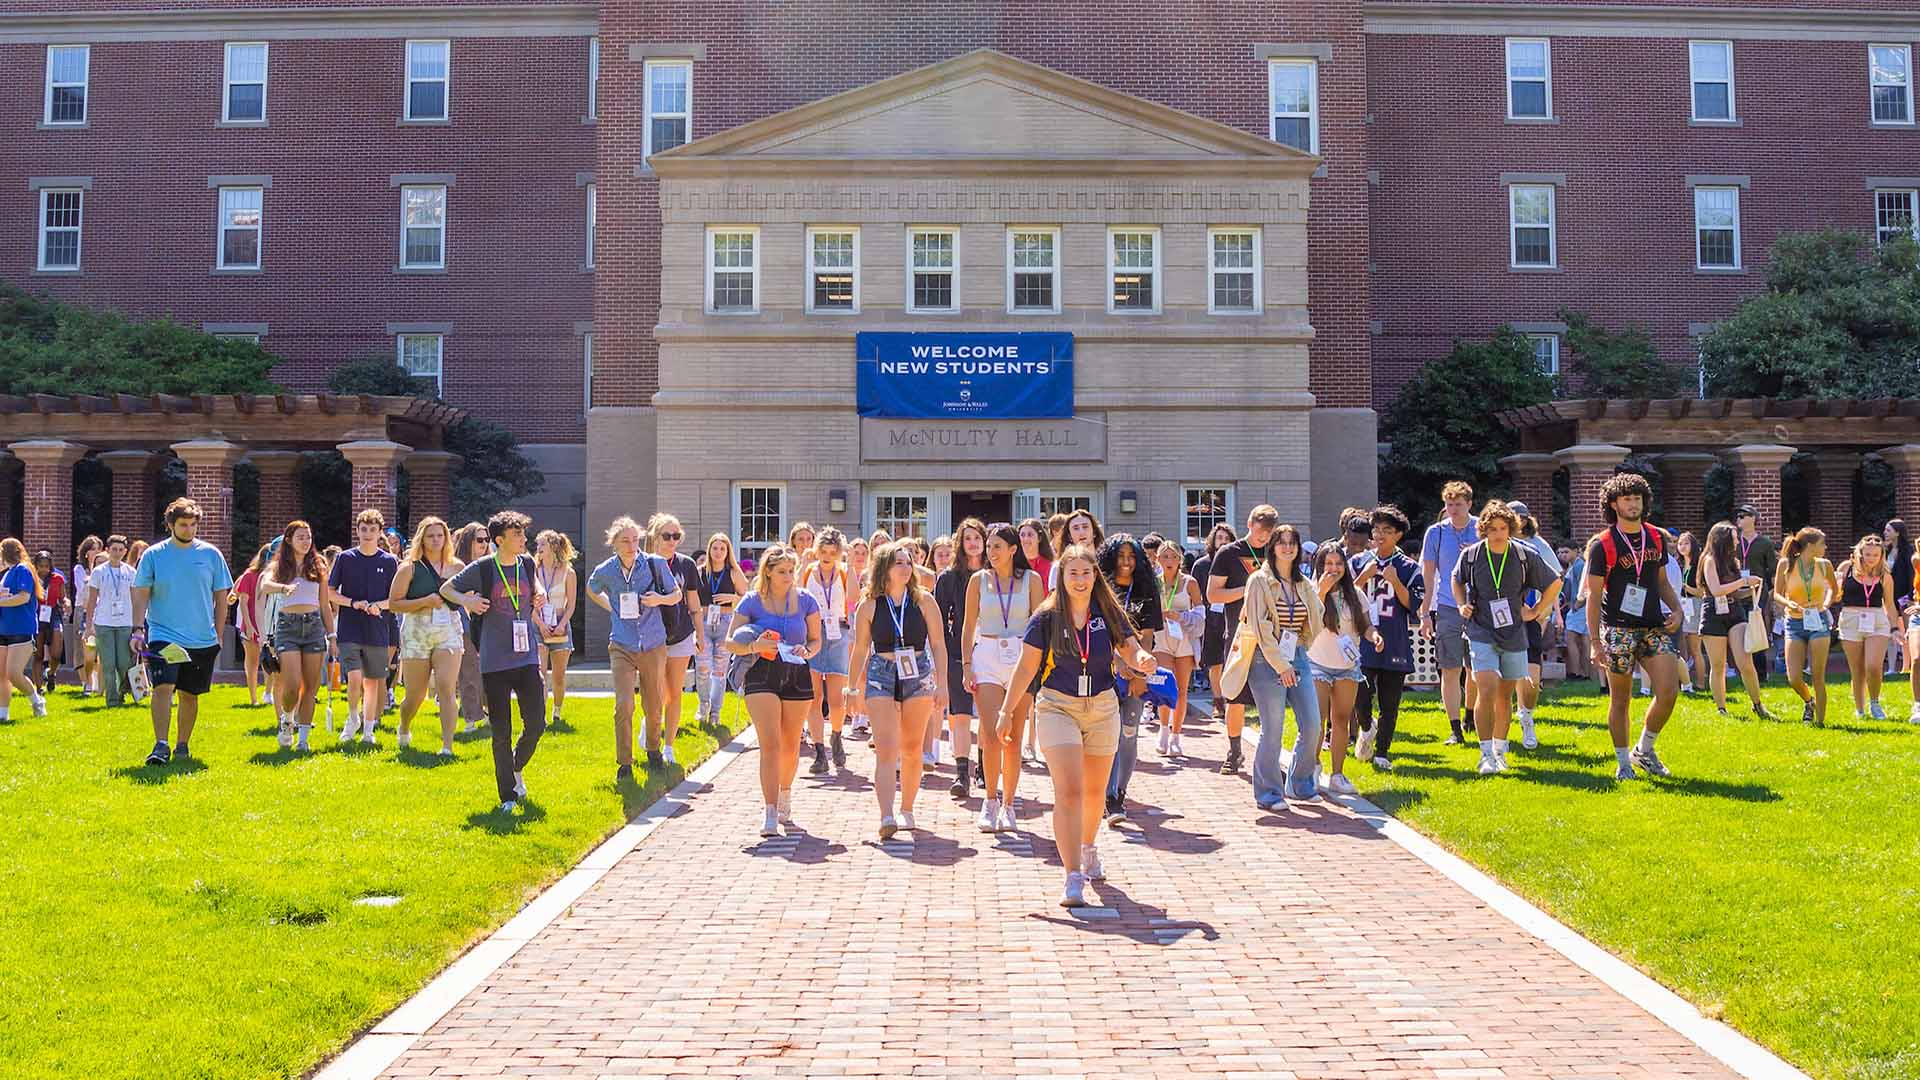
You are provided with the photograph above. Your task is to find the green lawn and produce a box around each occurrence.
[0,684,746,1080]
[1351,674,1920,1080]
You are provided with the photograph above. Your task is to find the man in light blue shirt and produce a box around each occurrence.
[1420,481,1479,745]
[131,498,235,766]
[584,517,681,777]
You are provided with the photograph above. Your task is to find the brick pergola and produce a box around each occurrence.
[1497,397,1920,544]
[0,393,463,562]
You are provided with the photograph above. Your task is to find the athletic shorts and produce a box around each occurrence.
[809,633,850,677]
[0,633,32,647]
[1468,639,1529,680]
[274,610,327,655]
[338,642,392,679]
[744,657,815,702]
[399,611,465,660]
[969,636,1022,688]
[1201,608,1228,667]
[1432,605,1470,669]
[864,651,936,703]
[146,639,220,696]
[1033,687,1120,756]
[1601,625,1677,674]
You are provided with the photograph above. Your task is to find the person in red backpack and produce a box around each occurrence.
[1584,473,1685,781]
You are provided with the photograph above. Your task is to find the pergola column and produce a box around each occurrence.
[1555,443,1630,543]
[170,439,247,561]
[338,440,411,530]
[99,449,163,542]
[1654,452,1719,544]
[1808,449,1862,546]
[1498,452,1560,531]
[1878,445,1920,530]
[405,450,460,527]
[9,440,88,556]
[247,451,304,535]
[1721,444,1798,540]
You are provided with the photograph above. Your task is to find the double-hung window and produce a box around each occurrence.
[645,60,691,158]
[400,185,446,269]
[1876,189,1918,246]
[44,45,89,125]
[707,228,759,313]
[1007,228,1060,314]
[223,43,267,122]
[1208,228,1261,314]
[807,228,858,312]
[907,228,958,312]
[1872,45,1914,125]
[1694,186,1741,270]
[1506,38,1552,119]
[397,333,443,394]
[1509,184,1556,268]
[585,184,596,268]
[37,189,83,270]
[1108,228,1160,313]
[217,186,263,270]
[587,37,599,120]
[1182,487,1234,550]
[1689,41,1734,121]
[734,485,786,565]
[1268,60,1317,152]
[404,40,449,120]
[1528,333,1561,376]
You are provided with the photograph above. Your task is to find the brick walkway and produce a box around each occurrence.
[379,717,1740,1080]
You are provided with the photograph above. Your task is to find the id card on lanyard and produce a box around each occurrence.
[495,554,530,653]
[815,567,842,641]
[886,595,919,678]
[1614,528,1652,617]
[1075,616,1095,696]
[616,557,641,620]
[1485,545,1514,628]
[1276,582,1300,655]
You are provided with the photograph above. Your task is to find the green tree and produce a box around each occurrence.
[1560,309,1692,398]
[1379,327,1557,525]
[0,283,280,395]
[326,358,544,526]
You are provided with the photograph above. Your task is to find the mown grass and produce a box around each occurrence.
[1349,674,1920,1080]
[0,684,745,1080]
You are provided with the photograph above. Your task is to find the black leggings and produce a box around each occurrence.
[1355,667,1407,758]
[482,664,547,801]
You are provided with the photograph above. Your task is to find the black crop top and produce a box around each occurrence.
[1840,571,1888,609]
[871,590,930,652]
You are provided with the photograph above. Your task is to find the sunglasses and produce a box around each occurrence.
[659,531,682,541]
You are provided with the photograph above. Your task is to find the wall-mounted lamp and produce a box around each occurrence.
[828,489,848,515]
[1119,490,1138,515]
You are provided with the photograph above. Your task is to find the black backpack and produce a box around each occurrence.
[658,556,695,645]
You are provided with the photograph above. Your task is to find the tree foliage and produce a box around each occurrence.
[0,283,280,395]
[1378,327,1556,525]
[1560,309,1692,398]
[1699,229,1920,399]
[326,358,544,526]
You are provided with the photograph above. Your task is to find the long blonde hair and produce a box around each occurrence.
[404,516,452,564]
[752,544,800,603]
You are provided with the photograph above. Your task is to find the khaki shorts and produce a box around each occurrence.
[1034,687,1121,756]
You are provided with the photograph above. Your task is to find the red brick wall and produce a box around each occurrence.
[1,32,594,443]
[595,2,1374,409]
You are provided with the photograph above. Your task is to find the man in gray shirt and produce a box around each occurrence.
[1452,500,1561,776]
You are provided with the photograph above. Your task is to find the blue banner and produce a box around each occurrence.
[856,332,1073,419]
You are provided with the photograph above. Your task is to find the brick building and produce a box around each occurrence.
[7,0,1920,557]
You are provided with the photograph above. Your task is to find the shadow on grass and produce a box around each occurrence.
[110,757,209,784]
[397,746,456,769]
[463,800,548,834]
[247,747,309,767]
[545,717,577,736]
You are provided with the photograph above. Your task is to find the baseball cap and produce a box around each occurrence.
[1735,504,1760,519]
[1506,500,1532,518]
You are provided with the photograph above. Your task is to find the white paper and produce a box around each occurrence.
[777,642,806,664]
[1209,602,1226,614]
[1489,598,1514,628]
[38,604,52,623]
[1621,584,1648,617]
[1715,594,1730,614]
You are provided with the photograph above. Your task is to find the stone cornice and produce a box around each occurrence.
[660,185,1309,218]
[1365,2,1920,41]
[654,321,1315,346]
[0,4,594,44]
[653,157,1318,182]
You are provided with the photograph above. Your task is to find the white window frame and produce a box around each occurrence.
[213,332,261,344]
[1207,227,1262,315]
[582,332,593,413]
[216,185,263,270]
[1508,183,1557,269]
[37,188,83,271]
[805,226,860,314]
[399,184,447,269]
[586,37,599,120]
[403,39,450,121]
[43,44,89,126]
[585,183,596,269]
[1106,227,1162,315]
[1688,40,1735,122]
[1181,485,1237,550]
[1527,333,1561,376]
[1694,185,1742,270]
[870,491,935,541]
[705,226,760,315]
[1036,490,1102,521]
[733,483,788,564]
[1505,37,1552,120]
[1876,189,1919,246]
[222,42,268,123]
[1006,226,1061,315]
[1871,44,1914,126]
[395,333,444,395]
[1267,58,1318,153]
[643,59,692,160]
[905,227,959,314]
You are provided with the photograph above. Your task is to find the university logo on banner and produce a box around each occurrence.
[855,332,1074,419]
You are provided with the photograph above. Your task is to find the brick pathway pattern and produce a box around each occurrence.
[380,717,1739,1079]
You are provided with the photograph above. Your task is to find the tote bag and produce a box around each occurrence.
[1743,604,1770,654]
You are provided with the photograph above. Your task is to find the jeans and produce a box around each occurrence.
[1248,647,1321,806]
[96,624,133,705]
[1106,690,1149,803]
[481,664,547,802]
[1355,667,1406,758]
[696,610,731,720]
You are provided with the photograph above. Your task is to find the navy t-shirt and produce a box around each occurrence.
[1025,608,1116,697]
[329,547,398,646]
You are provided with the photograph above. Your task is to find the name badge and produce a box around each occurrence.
[997,637,1020,665]
[1339,634,1362,666]
[1489,598,1514,628]
[1802,608,1827,633]
[38,604,52,622]
[777,642,806,664]
[511,619,531,653]
[1621,584,1648,617]
[1209,602,1226,614]
[432,606,454,626]
[541,603,560,628]
[619,591,640,620]
[893,649,920,679]
[1278,629,1299,655]
[1163,619,1184,642]
[1077,672,1092,696]
[1715,594,1730,615]
[822,614,843,642]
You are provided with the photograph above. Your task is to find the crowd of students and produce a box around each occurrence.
[7,476,1914,906]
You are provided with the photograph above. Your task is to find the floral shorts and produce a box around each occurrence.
[1600,624,1677,675]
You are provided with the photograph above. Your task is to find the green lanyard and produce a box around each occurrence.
[493,553,524,616]
[1486,545,1509,596]
[1799,559,1814,602]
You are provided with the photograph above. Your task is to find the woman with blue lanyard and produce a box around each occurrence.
[800,528,852,775]
[1097,534,1162,826]
[725,545,822,837]
[695,532,747,727]
[1240,524,1323,810]
[843,541,947,840]
[0,539,47,721]
[959,521,1042,831]
[938,518,989,799]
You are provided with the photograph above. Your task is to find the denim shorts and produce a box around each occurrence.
[1787,615,1832,642]
[1468,638,1529,680]
[810,633,851,676]
[864,650,935,703]
[1309,659,1364,683]
[274,610,327,655]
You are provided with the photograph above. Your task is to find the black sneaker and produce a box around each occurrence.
[810,744,830,775]
[949,758,971,798]
[1444,730,1465,746]
[144,741,170,766]
[173,743,190,761]
[830,731,846,768]
[647,750,664,769]
[1801,699,1819,727]
[1219,749,1243,775]
[616,763,634,782]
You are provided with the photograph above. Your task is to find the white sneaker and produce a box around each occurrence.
[1168,734,1183,757]
[998,801,1018,831]
[879,815,899,840]
[1910,702,1920,724]
[897,810,915,831]
[397,731,411,750]
[360,728,377,746]
[512,771,527,800]
[777,789,794,824]
[499,800,517,814]
[1157,727,1172,755]
[1494,753,1511,773]
[1371,755,1393,771]
[339,713,360,740]
[850,715,870,736]
[295,725,311,752]
[663,745,676,766]
[1478,754,1499,776]
[1059,871,1088,908]
[1325,773,1358,796]
[760,808,780,837]
[1355,727,1376,762]
[1520,713,1538,750]
[1083,844,1106,882]
[436,745,453,758]
[978,798,1000,832]
[30,695,46,718]
[922,749,937,767]
[277,715,294,749]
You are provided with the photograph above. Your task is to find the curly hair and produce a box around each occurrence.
[1477,499,1522,537]
[1599,472,1655,525]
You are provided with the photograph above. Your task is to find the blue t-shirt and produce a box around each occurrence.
[1420,518,1478,610]
[586,553,678,653]
[328,547,398,646]
[447,554,540,674]
[1024,608,1117,698]
[0,564,37,638]
[1354,549,1424,672]
[132,539,234,649]
[735,590,820,656]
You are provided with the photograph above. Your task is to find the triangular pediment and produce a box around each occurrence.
[652,49,1316,171]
